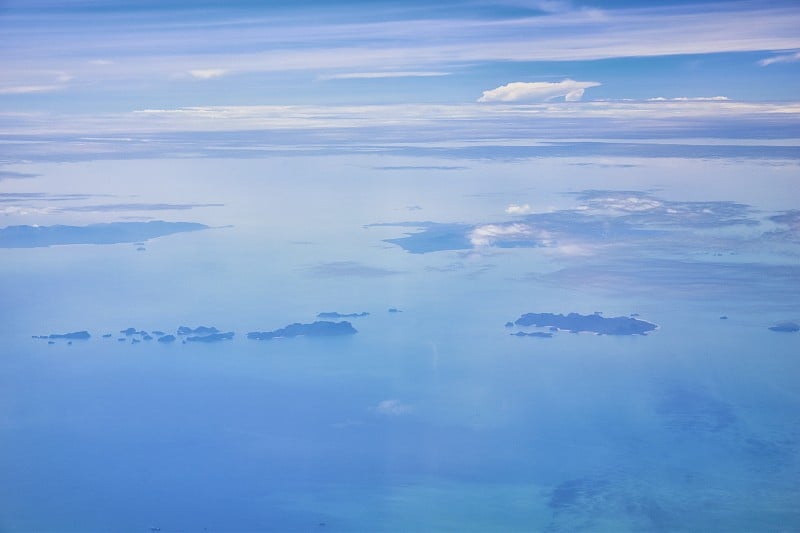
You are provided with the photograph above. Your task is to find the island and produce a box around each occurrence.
[121,328,147,336]
[186,332,234,343]
[512,331,553,338]
[34,320,360,346]
[512,312,657,336]
[247,321,357,340]
[768,322,799,333]
[317,311,369,319]
[0,220,208,248]
[388,308,402,313]
[47,331,91,340]
[177,326,219,335]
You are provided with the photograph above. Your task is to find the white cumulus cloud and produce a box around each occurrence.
[478,79,601,103]
[505,203,532,215]
[470,223,535,246]
[374,399,413,416]
[189,69,227,80]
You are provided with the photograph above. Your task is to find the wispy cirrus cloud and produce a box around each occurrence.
[2,3,799,96]
[0,71,72,95]
[479,79,601,102]
[758,51,800,66]
[0,85,63,95]
[319,71,450,81]
[647,96,729,101]
[0,170,39,181]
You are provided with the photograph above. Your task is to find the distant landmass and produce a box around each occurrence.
[46,331,91,340]
[121,328,147,336]
[0,220,209,248]
[513,312,657,336]
[186,332,234,343]
[512,331,553,338]
[34,320,362,345]
[376,222,473,254]
[177,326,219,335]
[317,311,369,318]
[247,321,357,340]
[768,322,799,333]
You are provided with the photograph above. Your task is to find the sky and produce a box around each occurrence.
[1,0,800,138]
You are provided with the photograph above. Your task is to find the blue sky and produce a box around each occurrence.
[1,0,799,166]
[2,0,799,109]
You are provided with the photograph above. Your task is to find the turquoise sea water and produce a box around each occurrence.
[1,155,799,531]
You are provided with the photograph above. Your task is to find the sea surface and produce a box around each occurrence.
[1,155,799,531]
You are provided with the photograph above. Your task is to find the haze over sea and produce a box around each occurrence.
[1,1,799,531]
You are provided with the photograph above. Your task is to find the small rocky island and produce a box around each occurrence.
[34,331,91,340]
[186,332,234,343]
[35,316,364,346]
[317,311,369,319]
[177,326,219,335]
[512,331,553,338]
[247,321,357,340]
[511,312,658,336]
